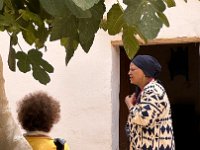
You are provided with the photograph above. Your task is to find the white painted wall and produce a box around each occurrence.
[0,0,200,150]
[158,0,200,38]
[0,28,120,150]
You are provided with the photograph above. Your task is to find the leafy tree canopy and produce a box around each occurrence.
[0,0,175,84]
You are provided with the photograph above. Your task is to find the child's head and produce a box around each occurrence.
[17,91,60,132]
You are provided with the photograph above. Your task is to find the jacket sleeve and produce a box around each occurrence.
[128,85,167,127]
[0,55,32,150]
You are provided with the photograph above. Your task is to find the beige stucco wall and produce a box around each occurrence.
[0,0,200,150]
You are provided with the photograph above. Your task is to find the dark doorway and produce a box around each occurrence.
[119,43,200,150]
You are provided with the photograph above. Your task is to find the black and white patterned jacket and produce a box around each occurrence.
[126,80,175,150]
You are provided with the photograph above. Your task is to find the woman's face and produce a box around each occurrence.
[128,63,145,86]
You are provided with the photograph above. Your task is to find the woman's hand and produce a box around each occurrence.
[125,93,137,109]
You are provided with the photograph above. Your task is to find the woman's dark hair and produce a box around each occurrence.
[17,91,60,132]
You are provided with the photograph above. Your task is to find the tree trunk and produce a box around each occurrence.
[0,55,32,150]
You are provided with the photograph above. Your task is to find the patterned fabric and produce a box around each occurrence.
[25,135,70,150]
[126,80,175,150]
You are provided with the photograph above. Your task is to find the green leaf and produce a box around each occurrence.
[8,47,16,72]
[70,0,100,11]
[64,0,92,18]
[61,37,79,65]
[137,8,162,39]
[0,26,5,31]
[25,0,40,14]
[122,25,139,59]
[50,14,78,41]
[19,9,43,27]
[0,13,21,33]
[163,0,176,7]
[157,12,169,27]
[124,0,166,24]
[15,49,53,84]
[22,23,37,45]
[39,60,54,73]
[123,0,145,25]
[28,49,54,73]
[28,49,43,61]
[148,0,166,12]
[0,14,15,26]
[124,0,163,39]
[99,19,107,31]
[15,51,31,73]
[10,33,18,46]
[28,49,53,84]
[35,26,49,49]
[78,22,94,52]
[107,3,124,35]
[10,0,25,9]
[123,0,130,5]
[0,0,3,10]
[32,67,51,85]
[39,0,67,17]
[78,0,105,52]
[4,0,15,13]
[124,0,166,11]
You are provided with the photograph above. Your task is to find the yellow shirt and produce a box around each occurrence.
[25,136,70,150]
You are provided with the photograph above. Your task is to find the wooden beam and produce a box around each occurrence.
[111,37,200,46]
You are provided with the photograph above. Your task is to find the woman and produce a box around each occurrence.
[125,55,175,150]
[0,55,32,150]
[17,91,70,150]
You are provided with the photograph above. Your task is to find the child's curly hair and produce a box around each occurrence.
[17,91,60,132]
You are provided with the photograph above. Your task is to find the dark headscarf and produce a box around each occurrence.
[131,55,161,78]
